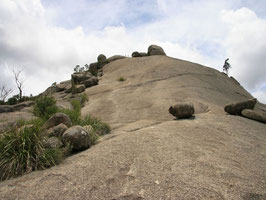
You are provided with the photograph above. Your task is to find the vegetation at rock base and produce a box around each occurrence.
[0,119,63,181]
[0,94,110,181]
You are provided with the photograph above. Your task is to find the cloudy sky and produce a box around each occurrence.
[0,0,266,103]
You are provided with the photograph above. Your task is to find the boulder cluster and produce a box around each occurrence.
[132,44,166,58]
[41,113,93,151]
[0,100,35,113]
[224,98,266,124]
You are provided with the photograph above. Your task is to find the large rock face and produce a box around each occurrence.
[224,98,257,115]
[1,55,266,200]
[62,125,91,151]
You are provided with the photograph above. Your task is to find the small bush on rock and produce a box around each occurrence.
[81,115,110,135]
[0,121,63,181]
[34,96,58,120]
[118,77,126,82]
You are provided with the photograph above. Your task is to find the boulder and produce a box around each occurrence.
[71,72,92,84]
[97,54,107,63]
[224,98,257,115]
[62,125,91,151]
[89,62,98,76]
[169,103,195,119]
[13,101,35,111]
[64,84,72,93]
[132,51,148,57]
[43,137,63,149]
[46,123,68,137]
[72,84,85,94]
[81,77,98,88]
[42,113,72,130]
[107,55,126,62]
[241,109,266,124]
[0,105,14,113]
[56,83,67,92]
[148,45,166,56]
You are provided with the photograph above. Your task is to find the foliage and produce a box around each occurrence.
[89,130,99,145]
[117,77,126,82]
[33,95,58,120]
[0,121,63,181]
[59,99,81,125]
[80,115,111,135]
[60,100,110,135]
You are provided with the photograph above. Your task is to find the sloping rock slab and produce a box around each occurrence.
[0,105,14,113]
[13,101,35,111]
[241,109,266,124]
[224,98,257,115]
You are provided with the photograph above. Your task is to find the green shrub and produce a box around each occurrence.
[80,93,88,106]
[59,99,81,125]
[117,77,126,82]
[33,96,58,120]
[89,130,99,145]
[0,122,63,181]
[81,115,110,135]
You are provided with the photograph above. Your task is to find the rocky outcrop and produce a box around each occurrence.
[224,98,257,115]
[107,55,126,62]
[148,45,166,56]
[62,125,91,151]
[46,123,68,137]
[42,113,72,130]
[72,72,93,84]
[13,101,35,111]
[72,84,86,94]
[132,51,148,57]
[241,109,266,124]
[0,105,14,113]
[169,103,195,119]
[80,77,98,88]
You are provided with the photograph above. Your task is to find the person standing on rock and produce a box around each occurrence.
[223,58,231,75]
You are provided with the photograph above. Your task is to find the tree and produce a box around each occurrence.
[12,68,25,100]
[223,58,231,75]
[0,84,13,103]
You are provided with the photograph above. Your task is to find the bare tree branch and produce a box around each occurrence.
[12,68,25,100]
[0,84,13,102]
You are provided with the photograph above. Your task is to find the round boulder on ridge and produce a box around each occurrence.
[148,45,166,56]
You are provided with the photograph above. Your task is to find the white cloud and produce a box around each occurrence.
[0,0,265,104]
[221,8,266,92]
